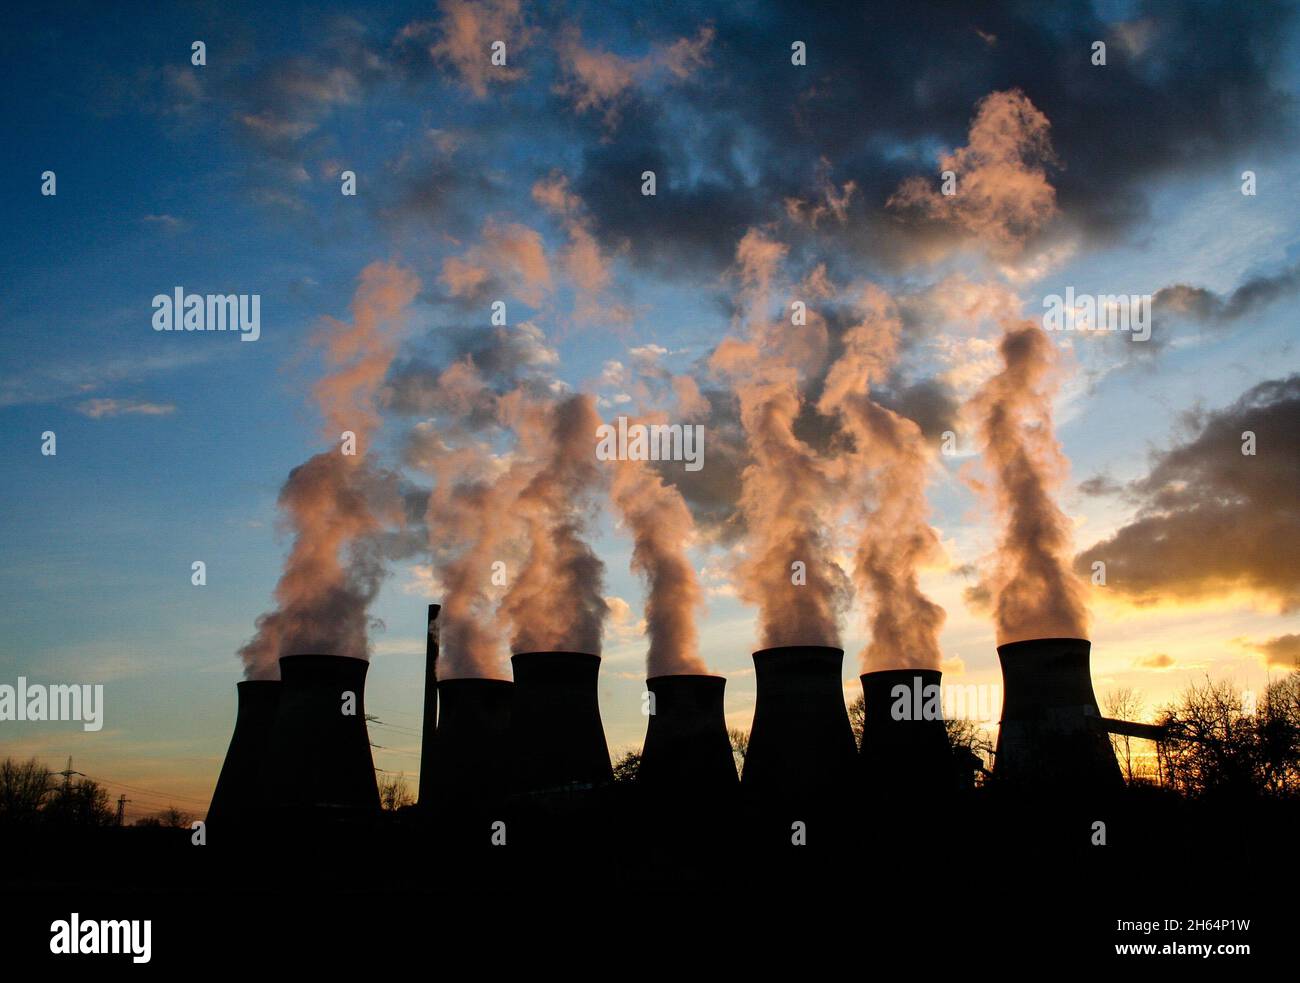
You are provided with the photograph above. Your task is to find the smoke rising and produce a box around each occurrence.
[419,410,532,679]
[710,229,849,648]
[500,390,609,654]
[968,322,1088,644]
[819,285,946,670]
[399,321,587,676]
[239,262,420,679]
[608,408,708,676]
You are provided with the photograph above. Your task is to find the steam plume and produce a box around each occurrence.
[710,229,848,648]
[238,262,420,678]
[422,420,532,679]
[500,390,609,653]
[969,322,1088,643]
[819,285,946,670]
[609,414,707,676]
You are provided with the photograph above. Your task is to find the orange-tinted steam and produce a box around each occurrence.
[711,229,847,648]
[500,391,609,653]
[609,417,707,676]
[422,418,532,679]
[970,322,1088,643]
[819,286,946,670]
[238,262,419,678]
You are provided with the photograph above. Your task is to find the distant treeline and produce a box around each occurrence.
[0,759,192,828]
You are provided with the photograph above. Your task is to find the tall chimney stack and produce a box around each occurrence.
[207,679,281,832]
[508,652,613,797]
[859,668,955,798]
[433,678,514,813]
[741,646,857,801]
[638,674,738,797]
[418,603,440,811]
[262,654,381,820]
[994,637,1122,793]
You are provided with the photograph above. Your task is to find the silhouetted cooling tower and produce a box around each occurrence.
[742,646,857,799]
[859,669,955,796]
[434,678,514,810]
[417,603,440,810]
[263,654,380,818]
[638,674,738,795]
[207,679,281,829]
[508,652,613,796]
[994,637,1122,793]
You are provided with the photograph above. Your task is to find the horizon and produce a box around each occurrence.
[2,0,1299,823]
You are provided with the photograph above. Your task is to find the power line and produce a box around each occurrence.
[369,705,423,721]
[94,779,209,805]
[13,755,211,806]
[371,721,422,737]
[366,714,423,737]
[79,775,210,807]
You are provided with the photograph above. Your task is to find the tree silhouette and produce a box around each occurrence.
[1256,670,1300,796]
[944,717,994,776]
[847,695,866,748]
[378,772,415,811]
[1103,687,1154,784]
[134,807,194,828]
[611,748,641,782]
[0,757,52,826]
[728,728,748,777]
[42,777,115,827]
[1157,677,1264,799]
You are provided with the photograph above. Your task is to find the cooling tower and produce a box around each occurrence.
[207,679,281,829]
[262,654,380,818]
[433,678,514,810]
[993,638,1122,793]
[508,652,613,796]
[417,603,440,811]
[859,669,955,796]
[638,674,738,796]
[741,646,857,799]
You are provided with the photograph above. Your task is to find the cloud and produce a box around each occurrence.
[784,158,857,229]
[566,2,1295,282]
[1137,653,1175,669]
[887,89,1058,260]
[1075,375,1300,612]
[385,320,559,422]
[0,351,215,410]
[555,25,714,126]
[141,214,184,231]
[440,219,552,307]
[75,398,176,419]
[1079,474,1123,497]
[1247,633,1300,669]
[1145,262,1300,349]
[411,0,531,99]
[531,171,630,324]
[876,379,960,444]
[227,27,384,158]
[602,595,645,643]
